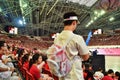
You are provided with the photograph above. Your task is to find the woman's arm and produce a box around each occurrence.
[37,61,45,70]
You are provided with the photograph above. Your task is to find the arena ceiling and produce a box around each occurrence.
[0,0,120,36]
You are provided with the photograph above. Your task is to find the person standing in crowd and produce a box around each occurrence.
[54,11,90,80]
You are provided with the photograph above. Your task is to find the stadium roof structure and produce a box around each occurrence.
[0,0,120,36]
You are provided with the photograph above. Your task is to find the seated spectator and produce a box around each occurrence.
[29,53,53,80]
[16,48,24,61]
[114,71,120,80]
[0,40,15,79]
[93,67,104,80]
[84,63,94,80]
[42,53,49,70]
[22,53,31,70]
[10,71,22,80]
[1,46,14,68]
[82,63,87,79]
[102,69,114,80]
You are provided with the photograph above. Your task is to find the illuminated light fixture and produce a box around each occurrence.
[100,10,106,15]
[18,20,23,25]
[23,21,26,24]
[22,3,27,8]
[0,7,2,12]
[86,22,91,27]
[94,10,106,17]
[18,19,26,26]
[86,24,89,27]
[86,20,94,27]
[109,17,115,21]
[94,10,98,15]
[94,17,97,20]
[23,17,26,24]
[90,20,94,23]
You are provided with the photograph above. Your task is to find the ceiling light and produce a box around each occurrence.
[109,17,115,21]
[94,10,98,15]
[94,17,97,20]
[0,7,2,12]
[18,20,23,25]
[100,10,106,15]
[22,4,27,8]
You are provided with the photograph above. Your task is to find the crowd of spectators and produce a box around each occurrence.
[0,33,120,80]
[82,63,120,80]
[0,40,55,80]
[0,33,120,51]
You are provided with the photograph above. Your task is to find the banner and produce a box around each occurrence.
[90,48,120,55]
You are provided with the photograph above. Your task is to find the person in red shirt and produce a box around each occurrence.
[29,53,53,80]
[42,54,49,70]
[114,71,120,80]
[22,54,31,70]
[29,53,43,80]
[102,69,114,80]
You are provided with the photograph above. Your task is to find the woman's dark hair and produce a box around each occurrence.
[115,71,120,76]
[22,54,30,65]
[17,48,24,60]
[107,69,114,74]
[0,40,5,49]
[7,45,10,50]
[42,54,48,61]
[29,53,43,70]
[115,71,120,80]
[98,67,103,71]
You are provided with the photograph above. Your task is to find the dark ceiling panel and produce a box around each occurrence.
[0,0,120,36]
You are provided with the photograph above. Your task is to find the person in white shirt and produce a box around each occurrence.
[0,40,15,80]
[93,68,104,80]
[54,12,90,80]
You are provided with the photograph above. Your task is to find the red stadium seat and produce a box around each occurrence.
[21,67,28,78]
[26,71,35,80]
[18,61,22,71]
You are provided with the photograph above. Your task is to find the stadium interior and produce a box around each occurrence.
[0,0,120,79]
